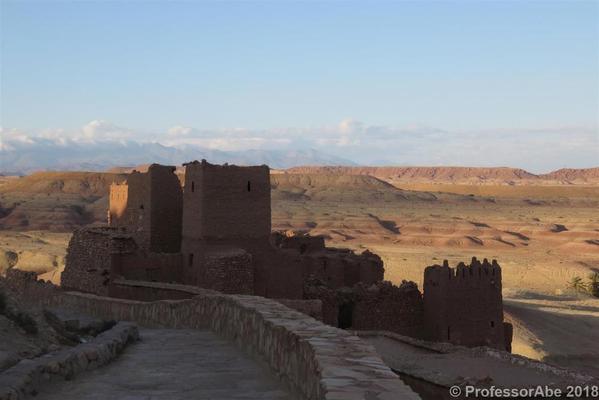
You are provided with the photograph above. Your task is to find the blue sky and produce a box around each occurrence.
[1,1,598,171]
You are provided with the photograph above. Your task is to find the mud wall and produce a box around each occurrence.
[351,281,424,337]
[423,258,506,350]
[109,164,182,253]
[108,172,151,250]
[182,160,271,241]
[148,165,183,253]
[201,249,254,295]
[61,228,137,296]
[111,252,182,283]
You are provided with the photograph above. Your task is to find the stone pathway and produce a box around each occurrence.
[37,329,292,400]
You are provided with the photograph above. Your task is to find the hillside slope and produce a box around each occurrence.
[285,166,599,185]
[0,172,126,230]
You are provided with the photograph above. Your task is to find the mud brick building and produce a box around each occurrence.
[63,160,512,351]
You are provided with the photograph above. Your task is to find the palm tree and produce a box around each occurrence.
[569,276,587,294]
[587,272,599,298]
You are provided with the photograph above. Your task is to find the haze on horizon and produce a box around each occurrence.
[0,1,597,173]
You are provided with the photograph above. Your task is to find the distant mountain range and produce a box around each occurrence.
[0,140,355,175]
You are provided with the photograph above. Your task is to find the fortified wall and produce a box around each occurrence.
[62,160,512,352]
[424,258,510,350]
[108,164,182,253]
[4,270,418,400]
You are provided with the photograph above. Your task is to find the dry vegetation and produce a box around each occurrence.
[1,167,598,375]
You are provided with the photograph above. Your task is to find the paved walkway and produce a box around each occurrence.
[37,329,292,400]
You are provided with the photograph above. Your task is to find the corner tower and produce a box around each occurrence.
[108,164,183,253]
[423,257,509,351]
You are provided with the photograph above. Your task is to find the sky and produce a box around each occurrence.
[1,0,598,172]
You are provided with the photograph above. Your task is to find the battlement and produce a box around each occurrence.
[424,257,502,288]
[423,257,507,350]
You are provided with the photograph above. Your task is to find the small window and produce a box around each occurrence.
[188,253,194,267]
[191,181,195,192]
[247,180,251,192]
[490,321,495,327]
[140,204,144,210]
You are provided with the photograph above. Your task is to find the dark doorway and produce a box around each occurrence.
[247,180,251,192]
[338,302,354,329]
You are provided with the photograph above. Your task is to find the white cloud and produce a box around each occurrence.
[80,120,134,141]
[1,119,597,172]
[167,125,194,137]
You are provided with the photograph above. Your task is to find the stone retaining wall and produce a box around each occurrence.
[4,274,419,399]
[0,322,139,400]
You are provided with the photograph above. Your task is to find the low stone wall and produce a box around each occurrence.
[108,280,324,320]
[276,298,323,321]
[108,279,218,301]
[0,322,139,400]
[3,274,418,399]
[352,281,424,337]
[12,291,415,398]
[202,249,254,295]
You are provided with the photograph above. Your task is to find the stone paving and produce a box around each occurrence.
[37,329,292,400]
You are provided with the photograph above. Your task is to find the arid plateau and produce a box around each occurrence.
[1,166,598,377]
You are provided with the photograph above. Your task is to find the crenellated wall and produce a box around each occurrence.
[423,258,507,350]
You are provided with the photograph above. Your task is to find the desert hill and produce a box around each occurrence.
[1,166,598,376]
[539,167,599,184]
[0,170,463,230]
[0,171,127,195]
[271,173,439,202]
[285,166,599,185]
[0,172,127,230]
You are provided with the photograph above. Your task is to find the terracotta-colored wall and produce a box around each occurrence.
[112,252,182,283]
[199,248,254,295]
[108,172,151,250]
[351,281,424,337]
[182,160,271,241]
[423,258,506,350]
[149,165,183,253]
[62,228,138,295]
[109,164,182,253]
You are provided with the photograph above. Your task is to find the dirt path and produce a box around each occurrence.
[504,294,599,377]
[36,329,291,400]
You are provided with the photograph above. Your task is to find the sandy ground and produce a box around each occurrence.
[503,290,599,377]
[271,181,599,376]
[0,231,70,284]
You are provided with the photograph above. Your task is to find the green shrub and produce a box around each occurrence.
[588,272,599,298]
[568,276,587,294]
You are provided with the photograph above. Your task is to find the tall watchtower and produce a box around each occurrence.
[423,257,507,350]
[181,159,271,242]
[108,164,183,253]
